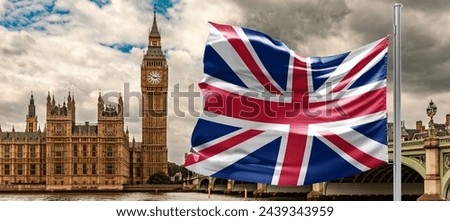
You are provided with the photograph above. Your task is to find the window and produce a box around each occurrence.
[55,145,63,157]
[105,163,114,175]
[56,124,62,135]
[4,164,9,175]
[106,145,114,158]
[30,145,36,158]
[106,125,113,136]
[82,145,87,157]
[17,164,23,176]
[137,153,142,163]
[17,145,23,158]
[28,123,33,130]
[73,163,77,175]
[55,163,63,175]
[30,164,36,175]
[92,164,96,175]
[43,164,46,175]
[82,163,87,175]
[151,41,157,46]
[136,167,141,177]
[73,145,77,157]
[4,146,9,158]
[91,145,96,157]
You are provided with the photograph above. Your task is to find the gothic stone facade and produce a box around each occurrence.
[0,92,130,191]
[0,12,168,189]
[0,94,46,186]
[45,92,130,190]
[134,10,169,183]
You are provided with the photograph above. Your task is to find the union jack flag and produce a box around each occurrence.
[184,22,389,186]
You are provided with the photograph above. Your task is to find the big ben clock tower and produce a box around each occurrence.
[141,9,168,179]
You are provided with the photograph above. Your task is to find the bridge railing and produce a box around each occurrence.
[440,137,450,146]
[387,135,450,151]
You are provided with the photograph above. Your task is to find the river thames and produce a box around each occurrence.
[0,192,416,201]
[0,192,296,201]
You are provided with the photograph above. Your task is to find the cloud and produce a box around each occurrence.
[0,0,70,31]
[230,0,351,55]
[1,0,450,165]
[160,0,244,164]
[0,0,6,15]
[0,1,149,131]
[346,1,450,96]
[89,0,111,8]
[0,0,242,165]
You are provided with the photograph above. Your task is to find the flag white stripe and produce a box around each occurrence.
[340,48,388,92]
[204,76,292,103]
[270,132,289,185]
[207,24,268,93]
[191,128,248,152]
[297,132,314,185]
[235,27,285,94]
[201,111,291,134]
[315,38,385,95]
[306,57,315,93]
[286,50,295,93]
[331,127,387,162]
[186,131,281,177]
[296,56,315,185]
[309,79,386,103]
[310,111,386,131]
[314,131,371,172]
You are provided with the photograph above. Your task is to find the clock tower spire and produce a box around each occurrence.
[146,7,163,58]
[26,91,38,132]
[149,7,160,38]
[140,7,168,181]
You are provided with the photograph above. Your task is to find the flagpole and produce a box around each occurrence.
[393,3,403,201]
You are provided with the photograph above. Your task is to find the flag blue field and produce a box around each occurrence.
[185,22,389,186]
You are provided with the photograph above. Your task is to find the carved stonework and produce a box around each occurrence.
[138,10,169,180]
[411,155,426,166]
[444,154,450,174]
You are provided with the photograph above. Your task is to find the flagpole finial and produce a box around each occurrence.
[394,3,403,7]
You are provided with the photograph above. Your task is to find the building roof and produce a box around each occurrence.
[131,141,142,149]
[73,123,98,134]
[388,121,450,142]
[149,9,160,37]
[145,9,164,59]
[1,131,46,141]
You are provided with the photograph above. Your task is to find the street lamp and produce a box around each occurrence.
[427,100,437,138]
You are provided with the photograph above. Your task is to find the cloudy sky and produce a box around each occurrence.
[0,0,449,165]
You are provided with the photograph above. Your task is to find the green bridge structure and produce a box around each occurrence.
[189,136,450,200]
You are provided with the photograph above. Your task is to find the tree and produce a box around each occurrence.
[147,172,172,184]
[168,162,190,180]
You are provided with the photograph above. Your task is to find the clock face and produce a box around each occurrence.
[147,71,161,85]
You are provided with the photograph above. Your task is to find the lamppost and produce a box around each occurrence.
[417,99,444,201]
[426,100,437,138]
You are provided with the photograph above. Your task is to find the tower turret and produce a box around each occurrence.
[140,6,169,177]
[145,7,164,58]
[26,92,38,132]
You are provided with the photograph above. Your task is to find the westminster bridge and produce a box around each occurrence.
[189,136,450,200]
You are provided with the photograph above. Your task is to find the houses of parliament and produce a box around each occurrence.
[0,12,168,190]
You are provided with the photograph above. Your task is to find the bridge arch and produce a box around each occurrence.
[199,178,209,191]
[212,178,228,191]
[324,162,424,199]
[440,170,450,200]
[399,156,425,178]
[233,181,257,192]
